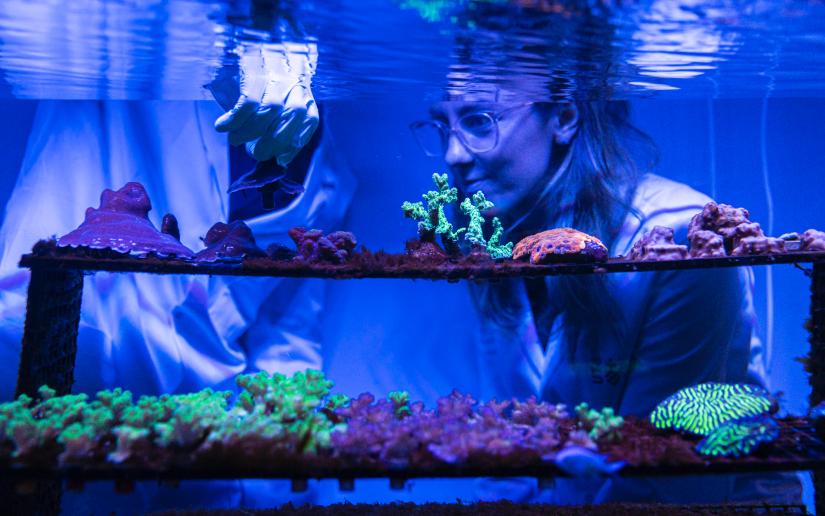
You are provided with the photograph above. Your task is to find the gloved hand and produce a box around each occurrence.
[213,41,319,167]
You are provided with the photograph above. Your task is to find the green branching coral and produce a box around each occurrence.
[574,403,624,442]
[459,191,514,259]
[696,416,780,457]
[0,370,347,466]
[650,383,774,436]
[210,369,344,454]
[389,391,412,418]
[402,173,513,258]
[111,388,232,463]
[402,173,465,248]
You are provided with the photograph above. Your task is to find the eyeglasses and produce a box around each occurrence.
[410,103,534,157]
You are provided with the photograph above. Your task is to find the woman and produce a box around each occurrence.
[411,95,798,504]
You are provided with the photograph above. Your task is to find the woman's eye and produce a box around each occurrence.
[460,113,495,135]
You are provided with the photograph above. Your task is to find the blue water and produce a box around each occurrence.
[0,0,824,512]
[1,0,825,100]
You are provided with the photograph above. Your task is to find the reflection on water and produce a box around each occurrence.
[0,0,824,100]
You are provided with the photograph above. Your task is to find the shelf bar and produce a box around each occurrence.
[18,248,825,280]
[809,262,825,515]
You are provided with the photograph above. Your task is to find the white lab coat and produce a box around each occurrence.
[469,174,799,504]
[473,174,766,410]
[0,99,355,511]
[319,173,799,505]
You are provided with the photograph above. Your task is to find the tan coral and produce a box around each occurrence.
[802,229,825,252]
[689,230,726,258]
[627,226,688,261]
[732,236,786,256]
[513,228,608,264]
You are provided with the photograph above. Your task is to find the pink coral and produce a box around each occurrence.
[57,182,194,259]
[627,226,688,261]
[194,221,266,262]
[289,227,357,264]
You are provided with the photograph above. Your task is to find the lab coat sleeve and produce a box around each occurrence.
[617,265,757,416]
[211,117,357,376]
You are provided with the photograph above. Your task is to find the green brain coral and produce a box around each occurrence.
[696,416,780,457]
[650,383,774,436]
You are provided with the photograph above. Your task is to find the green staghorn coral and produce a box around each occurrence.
[574,403,624,442]
[650,383,774,436]
[402,173,513,258]
[402,173,466,249]
[459,191,514,259]
[696,416,780,458]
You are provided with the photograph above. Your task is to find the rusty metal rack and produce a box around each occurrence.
[10,246,825,513]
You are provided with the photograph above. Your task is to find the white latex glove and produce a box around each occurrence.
[214,41,319,167]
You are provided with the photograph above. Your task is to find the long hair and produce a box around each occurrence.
[471,100,656,362]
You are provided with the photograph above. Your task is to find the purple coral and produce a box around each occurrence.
[689,230,726,258]
[194,221,266,262]
[57,182,194,259]
[627,226,688,261]
[688,202,750,240]
[687,202,788,257]
[802,229,825,252]
[331,390,568,470]
[731,236,785,256]
[289,227,357,264]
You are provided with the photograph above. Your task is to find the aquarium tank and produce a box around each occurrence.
[0,0,824,514]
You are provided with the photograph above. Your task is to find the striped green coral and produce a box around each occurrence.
[696,416,779,457]
[650,383,773,436]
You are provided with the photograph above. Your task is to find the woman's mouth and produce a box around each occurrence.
[464,177,490,193]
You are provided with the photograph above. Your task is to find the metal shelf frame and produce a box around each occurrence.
[8,250,825,513]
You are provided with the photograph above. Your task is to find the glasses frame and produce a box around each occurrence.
[410,102,535,157]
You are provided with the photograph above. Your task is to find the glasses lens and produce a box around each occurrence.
[411,121,447,157]
[458,112,497,152]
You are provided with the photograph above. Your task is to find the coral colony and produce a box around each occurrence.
[627,226,688,261]
[13,179,825,477]
[648,383,784,458]
[696,416,780,458]
[512,228,608,264]
[401,173,514,258]
[649,383,774,436]
[1,373,799,470]
[0,371,634,472]
[57,182,194,259]
[195,221,266,262]
[46,179,824,267]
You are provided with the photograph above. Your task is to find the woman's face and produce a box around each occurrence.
[429,101,558,218]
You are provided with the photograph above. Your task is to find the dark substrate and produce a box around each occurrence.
[151,501,808,515]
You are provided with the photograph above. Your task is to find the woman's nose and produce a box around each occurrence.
[444,132,473,166]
